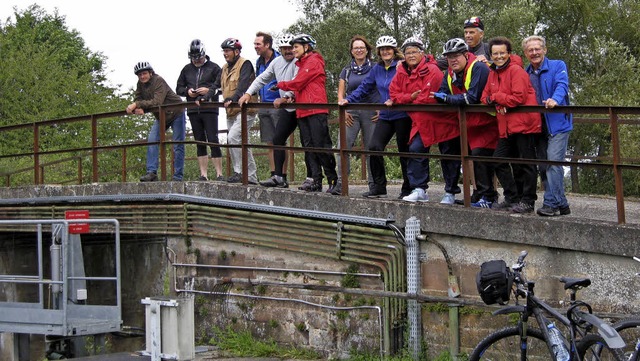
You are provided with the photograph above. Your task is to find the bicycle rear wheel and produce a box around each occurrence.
[469,326,548,361]
[577,333,626,361]
[612,317,640,360]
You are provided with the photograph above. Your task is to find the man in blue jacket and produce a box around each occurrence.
[523,35,572,217]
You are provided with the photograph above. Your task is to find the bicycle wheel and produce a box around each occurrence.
[613,317,640,360]
[577,334,626,361]
[469,326,548,361]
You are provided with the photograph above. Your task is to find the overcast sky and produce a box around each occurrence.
[0,0,303,94]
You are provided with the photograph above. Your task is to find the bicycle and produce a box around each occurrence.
[470,250,625,361]
[586,256,640,361]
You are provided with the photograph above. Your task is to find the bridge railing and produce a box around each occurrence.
[0,102,639,224]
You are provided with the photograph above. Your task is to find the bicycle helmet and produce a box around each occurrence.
[133,61,153,75]
[276,34,295,49]
[401,37,424,52]
[221,38,242,50]
[290,33,316,49]
[376,35,397,49]
[442,38,469,56]
[189,39,206,59]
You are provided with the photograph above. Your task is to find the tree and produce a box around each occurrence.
[0,5,144,185]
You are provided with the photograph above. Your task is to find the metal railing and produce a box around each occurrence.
[1,101,639,224]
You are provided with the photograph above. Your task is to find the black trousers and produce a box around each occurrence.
[493,133,538,205]
[297,113,337,183]
[368,117,412,195]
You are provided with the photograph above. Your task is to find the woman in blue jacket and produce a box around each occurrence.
[339,35,410,198]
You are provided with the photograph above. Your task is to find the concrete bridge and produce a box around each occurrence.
[1,181,640,360]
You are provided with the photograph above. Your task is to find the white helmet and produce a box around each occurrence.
[442,38,468,56]
[376,35,397,49]
[401,37,424,52]
[134,61,153,75]
[276,34,295,49]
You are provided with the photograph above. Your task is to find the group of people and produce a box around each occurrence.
[125,16,573,217]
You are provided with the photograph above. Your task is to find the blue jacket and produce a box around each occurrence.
[525,57,573,135]
[256,50,280,103]
[346,59,408,121]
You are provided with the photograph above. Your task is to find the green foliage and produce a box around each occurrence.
[341,263,361,288]
[209,326,321,359]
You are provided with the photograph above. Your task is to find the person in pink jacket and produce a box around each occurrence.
[481,36,542,213]
[388,37,460,203]
[276,34,338,194]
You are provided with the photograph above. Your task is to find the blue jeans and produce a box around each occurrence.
[542,131,570,208]
[147,112,186,180]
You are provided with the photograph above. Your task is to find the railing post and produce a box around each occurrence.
[78,157,83,184]
[609,108,626,224]
[241,105,249,185]
[458,107,471,207]
[338,104,349,196]
[91,115,98,182]
[159,107,167,181]
[122,148,127,183]
[33,123,40,185]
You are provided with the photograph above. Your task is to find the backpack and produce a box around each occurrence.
[476,260,513,305]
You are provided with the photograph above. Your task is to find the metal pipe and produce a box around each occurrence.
[170,263,380,278]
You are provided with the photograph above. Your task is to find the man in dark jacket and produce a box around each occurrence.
[127,61,185,182]
[176,39,223,181]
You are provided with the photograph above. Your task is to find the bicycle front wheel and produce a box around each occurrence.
[469,326,548,361]
[577,333,626,361]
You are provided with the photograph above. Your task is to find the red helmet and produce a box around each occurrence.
[221,38,242,50]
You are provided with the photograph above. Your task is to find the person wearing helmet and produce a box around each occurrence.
[522,35,572,217]
[275,33,338,193]
[432,37,499,208]
[332,35,380,196]
[387,37,460,203]
[253,32,281,180]
[339,35,412,199]
[219,37,259,184]
[176,39,224,182]
[435,16,491,71]
[481,36,542,213]
[238,33,314,189]
[127,61,186,182]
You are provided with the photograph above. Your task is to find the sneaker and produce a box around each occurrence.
[298,178,315,191]
[260,175,288,188]
[440,193,455,205]
[559,205,571,215]
[362,188,387,198]
[328,180,342,195]
[536,205,559,217]
[492,200,514,211]
[309,180,323,192]
[172,176,183,181]
[402,188,428,202]
[140,172,157,182]
[511,202,534,214]
[215,175,226,182]
[227,172,242,183]
[471,197,493,209]
[198,175,208,181]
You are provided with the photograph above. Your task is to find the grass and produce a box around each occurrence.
[209,326,321,359]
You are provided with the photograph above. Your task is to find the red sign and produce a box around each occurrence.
[65,210,90,234]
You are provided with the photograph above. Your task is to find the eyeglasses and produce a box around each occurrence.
[352,47,367,51]
[404,50,422,56]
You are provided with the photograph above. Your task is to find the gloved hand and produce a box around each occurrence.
[433,92,448,103]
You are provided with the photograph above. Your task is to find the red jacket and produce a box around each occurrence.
[276,52,328,119]
[446,53,498,150]
[389,56,459,147]
[481,57,541,138]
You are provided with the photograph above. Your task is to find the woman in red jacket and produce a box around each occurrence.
[481,37,541,213]
[276,34,338,193]
[388,37,460,203]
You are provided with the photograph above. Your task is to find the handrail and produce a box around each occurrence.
[1,101,638,224]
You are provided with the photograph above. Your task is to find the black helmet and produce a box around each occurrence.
[133,61,153,75]
[442,38,469,56]
[189,39,206,59]
[221,38,242,50]
[290,33,316,49]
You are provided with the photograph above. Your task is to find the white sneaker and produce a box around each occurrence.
[440,192,455,205]
[402,188,428,202]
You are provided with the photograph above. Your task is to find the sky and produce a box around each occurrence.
[0,0,303,94]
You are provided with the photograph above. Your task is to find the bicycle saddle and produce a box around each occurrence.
[559,277,591,290]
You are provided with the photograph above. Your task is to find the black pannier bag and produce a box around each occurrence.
[476,259,513,305]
